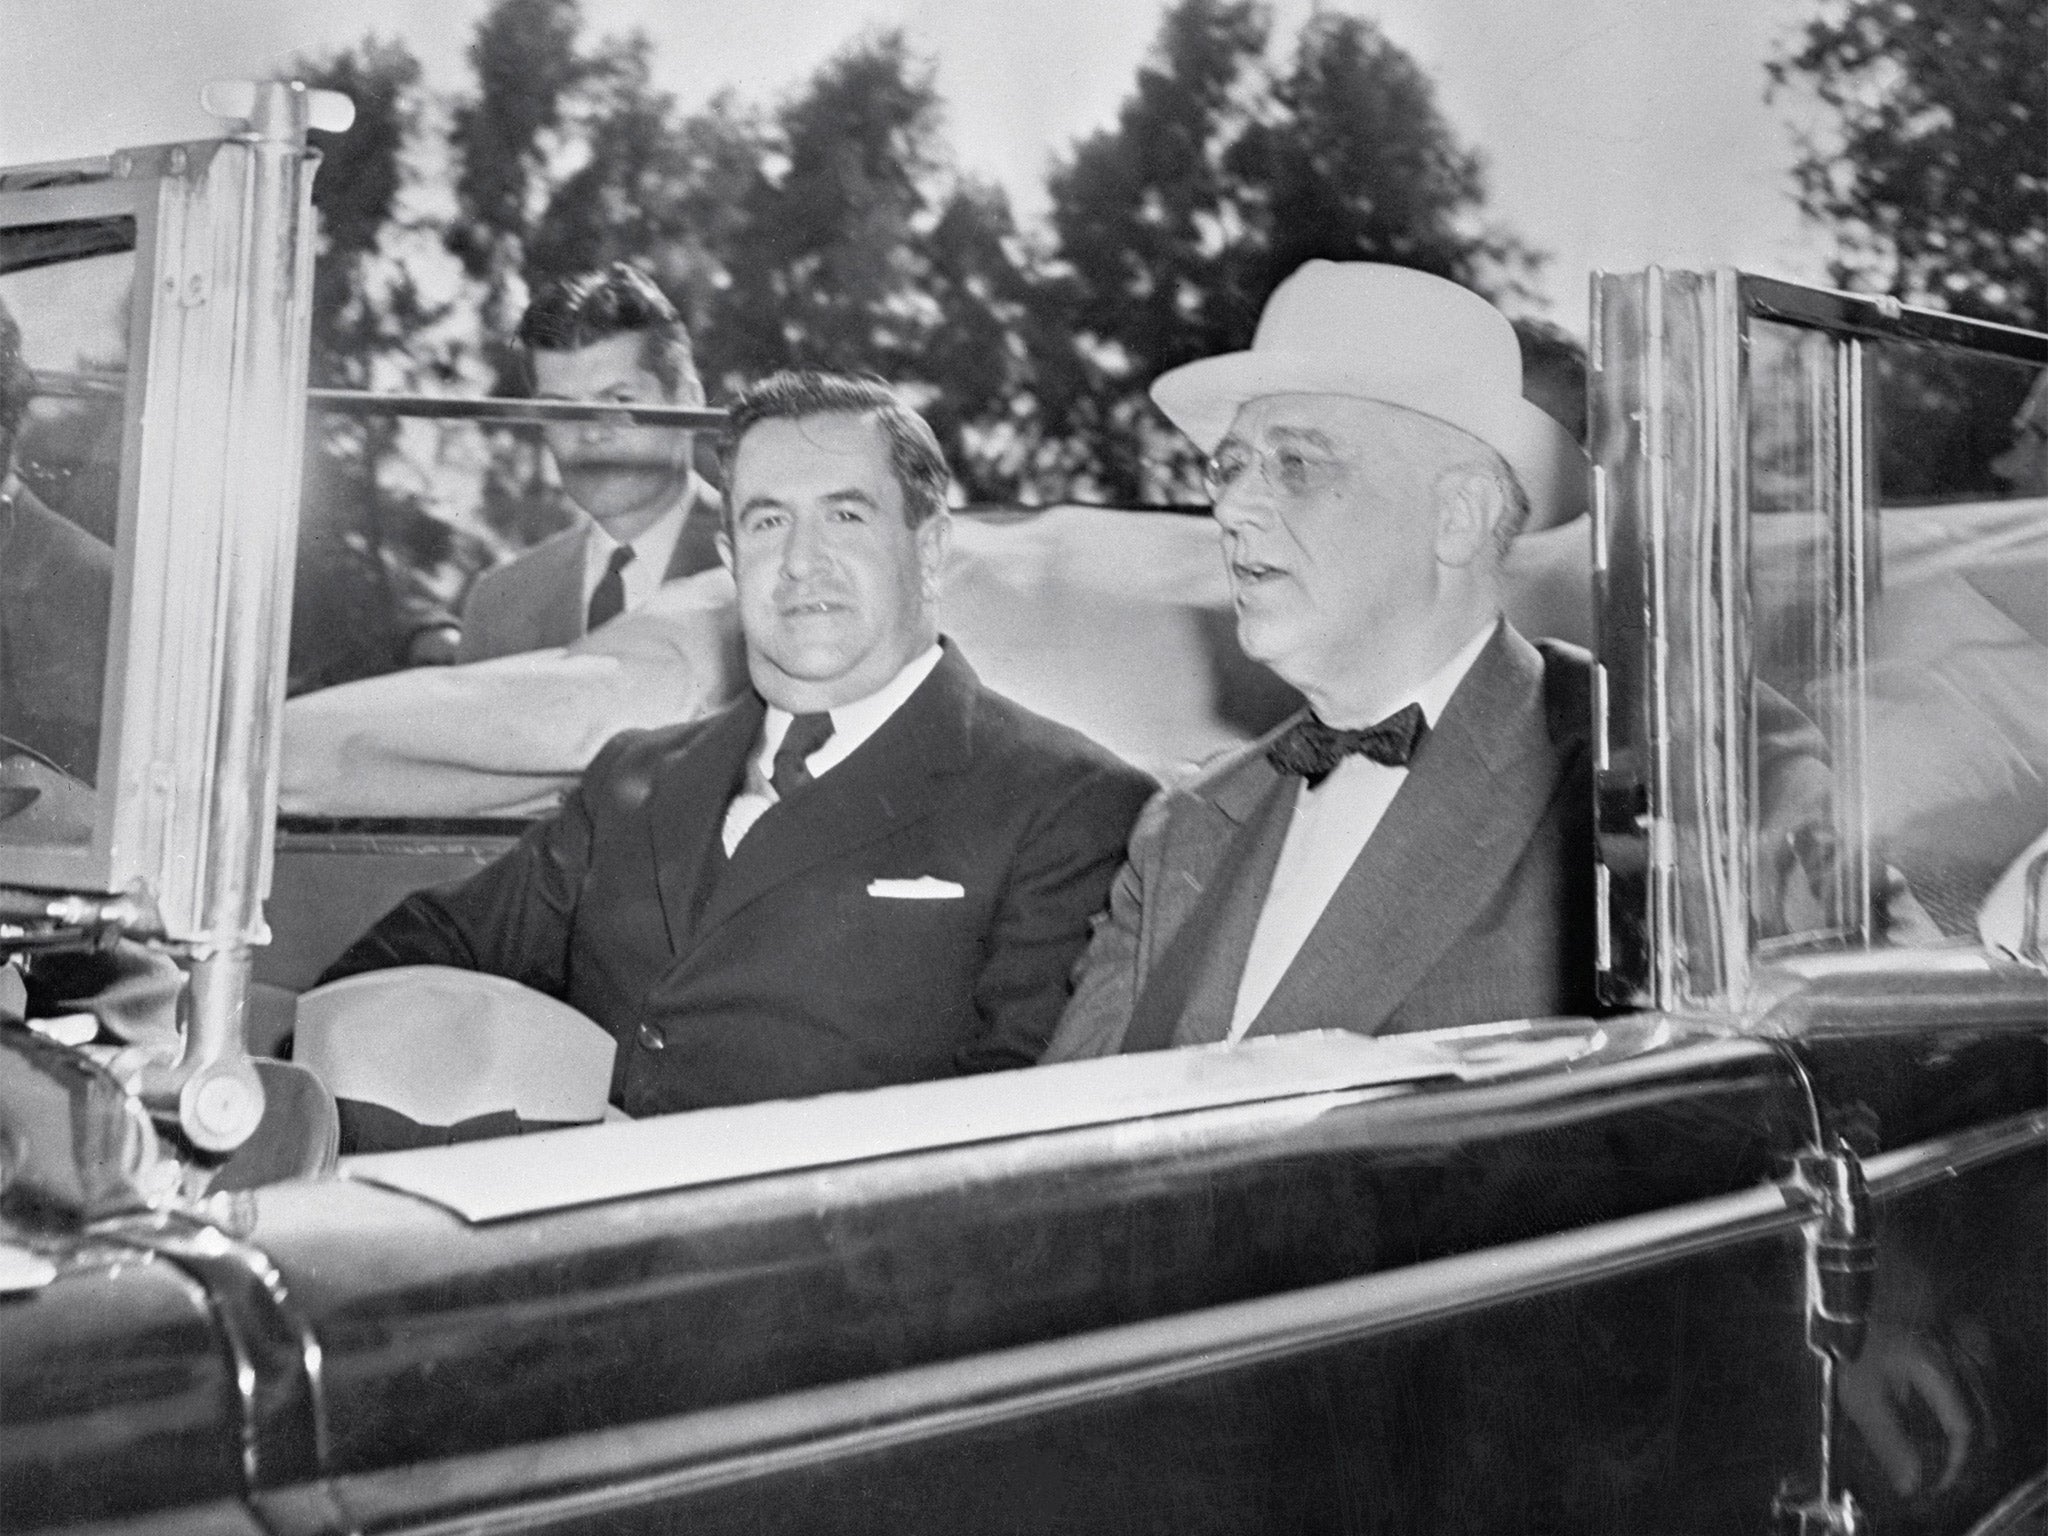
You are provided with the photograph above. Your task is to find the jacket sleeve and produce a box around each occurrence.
[953,758,1153,1074]
[315,741,621,998]
[279,573,741,820]
[1036,784,1173,1063]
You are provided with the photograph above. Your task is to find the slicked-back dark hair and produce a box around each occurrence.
[516,263,701,402]
[719,371,951,529]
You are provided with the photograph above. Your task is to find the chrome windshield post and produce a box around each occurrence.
[0,82,338,1156]
[1773,1137,1876,1536]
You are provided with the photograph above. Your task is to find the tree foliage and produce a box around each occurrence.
[1041,0,1537,500]
[1768,0,2048,329]
[1769,0,2046,505]
[294,36,487,691]
[430,15,1039,495]
[699,32,1036,498]
[298,36,431,388]
[446,0,587,285]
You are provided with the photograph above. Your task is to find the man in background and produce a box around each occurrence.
[456,263,722,661]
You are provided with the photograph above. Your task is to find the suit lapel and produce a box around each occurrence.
[1115,721,1301,1051]
[1122,768,1298,1052]
[689,647,978,947]
[535,526,589,647]
[1245,625,1567,1039]
[665,480,725,580]
[1144,729,1294,958]
[643,697,763,955]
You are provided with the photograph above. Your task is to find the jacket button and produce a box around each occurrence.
[635,1022,666,1053]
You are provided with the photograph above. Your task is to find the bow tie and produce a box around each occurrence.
[1265,702,1428,787]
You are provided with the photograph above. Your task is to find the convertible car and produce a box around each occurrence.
[1,92,2044,1536]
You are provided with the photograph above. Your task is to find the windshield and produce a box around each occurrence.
[1747,318,2048,956]
[0,217,132,850]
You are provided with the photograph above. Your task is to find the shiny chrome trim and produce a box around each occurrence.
[1644,265,1678,1010]
[1961,1469,2048,1536]
[1589,271,1656,1006]
[1705,267,1748,1007]
[1738,273,2048,365]
[1833,335,1874,943]
[94,1209,329,1490]
[332,1176,1820,1534]
[1752,948,2048,1037]
[1860,1108,2048,1204]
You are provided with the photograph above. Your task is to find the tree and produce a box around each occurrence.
[1041,0,1538,501]
[297,37,431,389]
[1770,0,2047,502]
[1768,0,2048,330]
[526,54,769,312]
[698,31,1040,500]
[446,0,587,291]
[292,37,489,690]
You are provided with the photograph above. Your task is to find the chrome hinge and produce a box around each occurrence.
[1774,1484,1863,1536]
[1773,1136,1877,1536]
[1798,1137,1877,1363]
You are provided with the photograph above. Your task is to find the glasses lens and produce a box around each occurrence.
[1203,446,1247,498]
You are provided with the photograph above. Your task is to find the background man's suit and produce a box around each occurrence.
[456,482,723,662]
[325,645,1154,1114]
[1044,623,1602,1057]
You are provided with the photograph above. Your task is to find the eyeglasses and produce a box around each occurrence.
[1200,441,1349,502]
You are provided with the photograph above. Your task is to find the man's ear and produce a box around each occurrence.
[916,511,952,600]
[1434,468,1501,568]
[715,528,734,573]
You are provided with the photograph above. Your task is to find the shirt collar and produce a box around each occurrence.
[584,473,697,577]
[758,642,946,768]
[1412,617,1499,729]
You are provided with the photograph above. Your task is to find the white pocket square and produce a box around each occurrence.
[867,876,966,900]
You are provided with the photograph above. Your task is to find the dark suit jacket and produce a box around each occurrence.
[1043,623,1604,1058]
[456,479,722,662]
[0,483,113,782]
[323,645,1155,1114]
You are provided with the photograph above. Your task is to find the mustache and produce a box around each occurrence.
[774,585,853,607]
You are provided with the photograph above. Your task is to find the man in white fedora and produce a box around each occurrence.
[1043,260,1602,1057]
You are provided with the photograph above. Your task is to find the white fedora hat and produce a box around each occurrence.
[1151,260,1589,530]
[295,966,616,1128]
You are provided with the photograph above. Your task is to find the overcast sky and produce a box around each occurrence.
[0,0,1835,330]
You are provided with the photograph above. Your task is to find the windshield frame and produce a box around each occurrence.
[1591,266,2048,1016]
[0,173,158,899]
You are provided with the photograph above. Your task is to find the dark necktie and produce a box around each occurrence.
[1265,701,1428,788]
[586,545,635,631]
[771,712,835,799]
